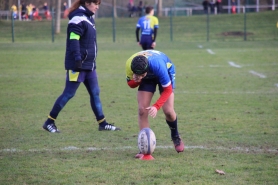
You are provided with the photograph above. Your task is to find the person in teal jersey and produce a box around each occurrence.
[136,6,159,50]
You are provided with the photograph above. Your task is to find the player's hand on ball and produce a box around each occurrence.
[146,106,157,118]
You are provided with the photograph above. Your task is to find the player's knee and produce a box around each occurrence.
[65,92,75,100]
[138,106,147,117]
[91,89,100,96]
[164,110,176,120]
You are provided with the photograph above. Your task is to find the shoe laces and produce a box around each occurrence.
[50,123,57,129]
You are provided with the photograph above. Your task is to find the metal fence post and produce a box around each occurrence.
[51,8,55,43]
[11,12,14,43]
[170,7,173,42]
[112,7,116,43]
[244,7,247,41]
[206,10,209,42]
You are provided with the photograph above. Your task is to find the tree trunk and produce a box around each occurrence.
[68,0,72,8]
[8,0,13,10]
[113,0,117,18]
[18,0,21,21]
[55,0,61,34]
[157,0,163,17]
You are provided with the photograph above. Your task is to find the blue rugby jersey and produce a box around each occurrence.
[126,50,175,89]
[136,15,159,36]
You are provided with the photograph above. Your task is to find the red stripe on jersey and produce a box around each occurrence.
[152,85,172,110]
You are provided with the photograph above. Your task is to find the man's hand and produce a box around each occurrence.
[74,60,82,72]
[146,106,158,118]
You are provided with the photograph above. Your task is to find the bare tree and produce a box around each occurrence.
[157,0,163,17]
[113,0,117,18]
[7,0,14,10]
[55,0,61,34]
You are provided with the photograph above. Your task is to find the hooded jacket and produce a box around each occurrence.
[65,5,97,70]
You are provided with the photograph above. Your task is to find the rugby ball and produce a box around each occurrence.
[138,128,156,154]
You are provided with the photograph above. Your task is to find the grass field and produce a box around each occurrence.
[0,11,278,185]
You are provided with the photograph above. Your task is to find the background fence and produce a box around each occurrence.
[0,8,277,43]
[1,0,278,19]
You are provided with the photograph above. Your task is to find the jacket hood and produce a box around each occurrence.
[68,5,94,19]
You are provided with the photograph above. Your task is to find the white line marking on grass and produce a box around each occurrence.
[249,70,266,78]
[198,45,203,48]
[228,61,242,68]
[207,49,215,54]
[1,145,277,154]
[64,146,79,150]
[176,91,267,94]
[2,148,17,152]
[275,84,278,87]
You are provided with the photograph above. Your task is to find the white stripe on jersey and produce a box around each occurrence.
[162,81,171,88]
[69,16,93,26]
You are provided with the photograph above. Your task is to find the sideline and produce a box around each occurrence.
[207,49,215,54]
[228,61,242,68]
[1,145,277,154]
[249,70,266,78]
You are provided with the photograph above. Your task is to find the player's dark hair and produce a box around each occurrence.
[131,56,149,75]
[145,6,153,14]
[69,0,101,14]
